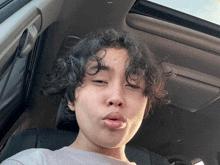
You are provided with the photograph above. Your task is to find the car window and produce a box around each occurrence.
[0,0,12,7]
[0,0,31,23]
[148,0,220,25]
[130,0,220,38]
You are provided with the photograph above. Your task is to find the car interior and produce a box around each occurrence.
[0,0,220,164]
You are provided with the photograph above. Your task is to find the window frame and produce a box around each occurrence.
[0,0,31,24]
[130,0,220,38]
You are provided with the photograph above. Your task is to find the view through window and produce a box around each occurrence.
[194,161,205,165]
[148,0,220,25]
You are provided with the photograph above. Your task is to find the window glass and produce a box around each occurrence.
[148,0,220,25]
[0,0,12,9]
[0,0,31,23]
[0,0,7,4]
[194,161,205,165]
[0,0,5,4]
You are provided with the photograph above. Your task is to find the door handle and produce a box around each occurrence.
[19,24,38,58]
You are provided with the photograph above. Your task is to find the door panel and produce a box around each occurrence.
[0,0,63,142]
[0,0,63,78]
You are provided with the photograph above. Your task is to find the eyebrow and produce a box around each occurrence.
[88,64,113,72]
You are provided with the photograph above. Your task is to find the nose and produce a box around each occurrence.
[106,83,125,107]
[107,99,124,107]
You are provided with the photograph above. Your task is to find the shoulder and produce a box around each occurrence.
[1,148,54,165]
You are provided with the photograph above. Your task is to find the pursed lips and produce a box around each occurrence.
[103,112,127,129]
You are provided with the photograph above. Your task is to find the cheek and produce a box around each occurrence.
[128,96,147,121]
[125,97,147,141]
[74,99,96,133]
[129,92,148,110]
[75,88,100,121]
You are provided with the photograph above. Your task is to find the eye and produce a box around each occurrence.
[92,80,107,84]
[126,84,140,89]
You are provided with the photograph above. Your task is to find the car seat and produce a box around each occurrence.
[0,98,169,165]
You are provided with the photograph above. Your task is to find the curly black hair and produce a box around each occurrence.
[43,28,166,120]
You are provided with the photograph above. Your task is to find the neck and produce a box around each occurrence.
[69,130,130,163]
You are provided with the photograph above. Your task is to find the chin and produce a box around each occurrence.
[95,137,129,149]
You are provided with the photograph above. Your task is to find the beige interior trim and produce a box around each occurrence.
[126,13,220,55]
[163,62,220,88]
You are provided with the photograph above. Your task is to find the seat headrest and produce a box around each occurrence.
[56,98,79,132]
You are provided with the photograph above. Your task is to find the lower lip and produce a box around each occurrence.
[104,119,126,129]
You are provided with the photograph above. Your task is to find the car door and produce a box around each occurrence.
[0,0,63,144]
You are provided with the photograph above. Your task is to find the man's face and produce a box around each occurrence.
[68,47,148,148]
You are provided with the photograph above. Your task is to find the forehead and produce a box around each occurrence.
[97,47,129,63]
[85,48,130,75]
[86,47,130,67]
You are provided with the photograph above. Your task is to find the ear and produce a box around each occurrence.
[68,101,75,111]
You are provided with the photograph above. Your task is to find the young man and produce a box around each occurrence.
[1,29,168,164]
